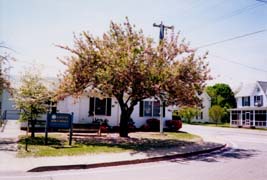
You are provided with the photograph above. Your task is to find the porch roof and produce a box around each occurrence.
[229,106,267,111]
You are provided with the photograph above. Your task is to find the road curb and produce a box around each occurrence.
[28,143,227,172]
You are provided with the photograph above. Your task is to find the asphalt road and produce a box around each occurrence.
[2,125,267,180]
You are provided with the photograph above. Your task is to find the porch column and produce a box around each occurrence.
[117,103,120,126]
[230,110,232,127]
[240,110,243,126]
[253,110,255,127]
[159,100,163,134]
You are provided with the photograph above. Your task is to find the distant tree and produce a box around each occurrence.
[209,105,225,125]
[0,43,14,93]
[178,106,200,124]
[57,18,210,137]
[206,83,236,108]
[13,69,51,138]
[206,83,236,122]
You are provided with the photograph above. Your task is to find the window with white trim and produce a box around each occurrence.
[139,100,165,117]
[242,96,250,106]
[89,97,112,116]
[254,95,263,107]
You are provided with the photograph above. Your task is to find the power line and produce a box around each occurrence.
[211,55,267,73]
[196,29,267,49]
[188,1,264,34]
[214,3,262,22]
[256,0,267,4]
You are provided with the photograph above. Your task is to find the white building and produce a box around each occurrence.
[0,89,20,120]
[230,81,267,128]
[57,91,212,127]
[191,91,211,122]
[57,95,174,128]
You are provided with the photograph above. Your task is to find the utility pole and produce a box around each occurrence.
[153,22,174,134]
[153,21,174,40]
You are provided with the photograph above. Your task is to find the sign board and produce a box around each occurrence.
[45,112,74,145]
[48,113,72,129]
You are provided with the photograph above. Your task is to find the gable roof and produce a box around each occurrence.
[235,81,267,97]
[235,82,257,97]
[258,81,267,95]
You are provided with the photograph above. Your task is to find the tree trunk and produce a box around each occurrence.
[31,119,35,138]
[119,110,130,137]
[116,96,137,138]
[30,107,35,138]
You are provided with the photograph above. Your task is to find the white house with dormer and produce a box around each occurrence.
[230,81,267,128]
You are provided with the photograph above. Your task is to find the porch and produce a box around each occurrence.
[230,107,267,128]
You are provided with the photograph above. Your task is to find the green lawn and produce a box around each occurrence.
[185,122,267,131]
[130,132,201,141]
[17,132,201,157]
[183,122,230,128]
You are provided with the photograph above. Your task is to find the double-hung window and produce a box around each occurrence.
[140,100,165,117]
[89,97,112,116]
[242,96,250,107]
[254,95,263,107]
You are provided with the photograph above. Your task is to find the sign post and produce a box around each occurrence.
[45,112,73,145]
[69,112,73,146]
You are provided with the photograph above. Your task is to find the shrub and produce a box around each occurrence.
[178,106,200,123]
[128,118,136,132]
[146,118,160,131]
[100,125,109,133]
[110,118,136,133]
[165,120,182,132]
[111,126,120,132]
[92,118,111,132]
[140,124,150,132]
[209,105,225,125]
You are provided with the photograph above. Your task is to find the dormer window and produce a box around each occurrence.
[256,87,260,92]
[254,95,263,107]
[242,96,250,106]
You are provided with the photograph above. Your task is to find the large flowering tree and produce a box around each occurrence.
[57,18,210,137]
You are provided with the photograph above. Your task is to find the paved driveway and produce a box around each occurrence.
[1,124,267,180]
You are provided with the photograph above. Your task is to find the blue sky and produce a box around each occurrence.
[0,0,266,88]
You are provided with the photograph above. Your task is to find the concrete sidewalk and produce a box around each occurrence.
[0,120,226,173]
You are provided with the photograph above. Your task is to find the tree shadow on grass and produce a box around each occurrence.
[74,136,199,156]
[18,134,258,163]
[19,136,63,146]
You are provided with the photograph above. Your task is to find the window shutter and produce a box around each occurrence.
[106,98,112,116]
[89,97,95,116]
[248,96,250,106]
[242,97,244,106]
[139,101,144,117]
[163,102,166,117]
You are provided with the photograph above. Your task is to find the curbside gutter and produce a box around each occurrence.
[28,143,227,172]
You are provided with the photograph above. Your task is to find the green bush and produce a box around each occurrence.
[178,107,200,123]
[209,105,225,125]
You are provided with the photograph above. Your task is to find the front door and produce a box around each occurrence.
[245,112,250,126]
